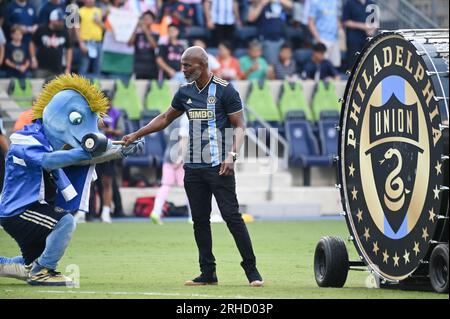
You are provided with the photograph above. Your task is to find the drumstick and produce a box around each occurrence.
[112,140,126,145]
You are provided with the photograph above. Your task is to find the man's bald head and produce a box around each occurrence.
[181,46,210,83]
[182,46,209,68]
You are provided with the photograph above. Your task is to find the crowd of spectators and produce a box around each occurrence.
[0,0,378,83]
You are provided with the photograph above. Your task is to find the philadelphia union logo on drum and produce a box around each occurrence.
[340,33,445,281]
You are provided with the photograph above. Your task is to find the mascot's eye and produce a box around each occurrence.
[69,111,83,125]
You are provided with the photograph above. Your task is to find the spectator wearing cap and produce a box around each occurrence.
[248,0,293,66]
[204,0,242,47]
[302,42,339,81]
[239,39,268,80]
[270,42,298,81]
[30,8,72,78]
[155,24,186,80]
[342,0,377,70]
[4,0,38,45]
[37,0,66,26]
[308,0,343,68]
[75,0,104,77]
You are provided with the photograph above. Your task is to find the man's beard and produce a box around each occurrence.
[185,69,202,83]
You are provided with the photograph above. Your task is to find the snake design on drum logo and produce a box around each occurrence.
[380,148,410,212]
[340,33,445,281]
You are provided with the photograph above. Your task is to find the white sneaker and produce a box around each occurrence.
[101,211,112,223]
[0,263,30,281]
[74,211,86,224]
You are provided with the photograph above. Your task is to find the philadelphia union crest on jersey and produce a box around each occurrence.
[339,33,445,281]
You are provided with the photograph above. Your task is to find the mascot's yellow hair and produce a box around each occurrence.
[32,74,109,120]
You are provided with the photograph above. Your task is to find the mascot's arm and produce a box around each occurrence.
[42,148,92,171]
[41,138,145,169]
[75,138,145,166]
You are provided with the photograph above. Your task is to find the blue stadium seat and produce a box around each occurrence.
[234,26,258,42]
[285,119,332,185]
[318,118,338,160]
[185,26,210,40]
[285,26,304,44]
[235,48,247,58]
[294,48,313,69]
[207,47,219,57]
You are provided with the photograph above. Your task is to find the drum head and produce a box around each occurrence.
[338,31,447,282]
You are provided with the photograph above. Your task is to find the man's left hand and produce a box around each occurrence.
[219,155,235,176]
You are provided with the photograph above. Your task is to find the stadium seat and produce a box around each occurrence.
[185,26,210,41]
[285,118,332,185]
[234,26,259,44]
[324,81,341,115]
[246,80,281,123]
[311,81,341,121]
[279,81,313,121]
[285,26,304,44]
[145,80,173,114]
[112,79,143,120]
[9,78,33,108]
[207,47,219,57]
[318,118,338,160]
[235,48,247,59]
[294,48,313,69]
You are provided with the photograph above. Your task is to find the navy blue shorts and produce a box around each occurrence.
[0,203,70,265]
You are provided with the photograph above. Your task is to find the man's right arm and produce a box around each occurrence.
[122,106,184,146]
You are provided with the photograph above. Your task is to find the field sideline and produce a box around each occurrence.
[0,220,446,299]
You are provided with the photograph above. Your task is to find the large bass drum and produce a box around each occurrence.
[338,29,448,285]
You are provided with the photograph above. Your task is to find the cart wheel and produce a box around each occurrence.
[314,236,349,287]
[429,244,449,293]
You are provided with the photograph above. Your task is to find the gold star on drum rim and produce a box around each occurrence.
[351,186,358,200]
[393,252,400,267]
[433,185,440,200]
[429,207,436,223]
[413,242,420,256]
[422,227,429,242]
[356,209,363,222]
[382,250,389,264]
[363,227,370,241]
[349,163,356,177]
[435,161,442,175]
[372,241,379,255]
[403,250,410,264]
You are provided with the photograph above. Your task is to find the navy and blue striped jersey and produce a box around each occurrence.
[171,75,243,169]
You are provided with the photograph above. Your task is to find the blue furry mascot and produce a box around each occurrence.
[0,74,143,286]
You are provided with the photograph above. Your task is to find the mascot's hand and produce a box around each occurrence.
[121,137,145,157]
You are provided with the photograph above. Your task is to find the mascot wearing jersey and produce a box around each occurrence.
[0,74,143,286]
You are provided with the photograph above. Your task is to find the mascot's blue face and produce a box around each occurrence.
[43,89,102,150]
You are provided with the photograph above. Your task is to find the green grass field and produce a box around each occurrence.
[0,220,446,299]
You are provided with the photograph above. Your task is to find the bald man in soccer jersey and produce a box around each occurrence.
[123,46,263,287]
